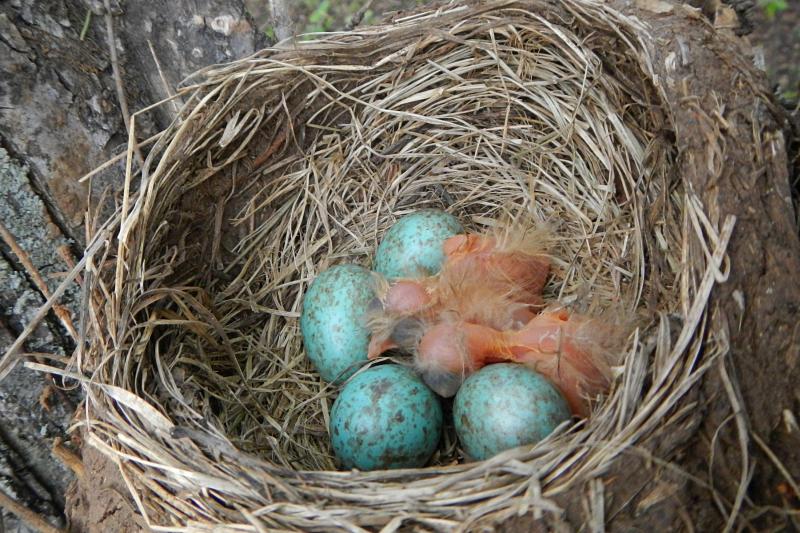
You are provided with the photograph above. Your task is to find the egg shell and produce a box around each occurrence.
[330,365,443,470]
[300,264,376,383]
[454,363,570,461]
[374,210,464,279]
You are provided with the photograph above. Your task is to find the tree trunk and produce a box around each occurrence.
[0,1,265,530]
[509,4,800,530]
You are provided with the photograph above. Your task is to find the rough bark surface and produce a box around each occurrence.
[632,8,800,531]
[0,150,79,532]
[63,444,143,533]
[0,0,264,530]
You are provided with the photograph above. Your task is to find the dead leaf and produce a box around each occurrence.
[714,5,740,29]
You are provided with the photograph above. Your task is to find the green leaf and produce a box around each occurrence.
[309,0,331,25]
[759,0,788,19]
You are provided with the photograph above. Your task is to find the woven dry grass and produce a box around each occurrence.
[2,0,744,530]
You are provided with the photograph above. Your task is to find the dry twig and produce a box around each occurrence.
[0,221,78,340]
[102,0,144,166]
[0,488,64,533]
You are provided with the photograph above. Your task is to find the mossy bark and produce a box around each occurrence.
[0,1,264,530]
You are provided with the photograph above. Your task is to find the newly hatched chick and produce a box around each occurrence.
[441,229,550,307]
[365,223,551,359]
[414,309,623,416]
[365,220,623,416]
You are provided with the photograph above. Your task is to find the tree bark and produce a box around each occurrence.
[0,0,265,530]
[505,4,800,531]
[609,5,800,530]
[268,0,294,41]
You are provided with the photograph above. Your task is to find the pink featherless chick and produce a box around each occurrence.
[413,308,624,416]
[365,223,551,359]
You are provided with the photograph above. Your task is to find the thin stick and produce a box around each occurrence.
[52,438,86,480]
[102,0,144,166]
[346,0,374,30]
[114,112,136,307]
[56,245,83,287]
[0,487,65,533]
[0,222,79,341]
[0,228,111,382]
[147,39,182,119]
[79,9,92,41]
[717,356,751,533]
[77,130,164,183]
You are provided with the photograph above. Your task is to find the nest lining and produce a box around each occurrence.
[65,1,729,529]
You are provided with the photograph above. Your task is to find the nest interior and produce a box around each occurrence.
[70,1,731,529]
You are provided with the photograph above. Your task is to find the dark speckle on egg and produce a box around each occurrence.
[330,365,443,471]
[453,363,570,461]
[374,210,463,279]
[369,378,392,403]
[299,264,376,383]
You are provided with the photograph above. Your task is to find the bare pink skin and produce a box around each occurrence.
[367,337,398,359]
[415,310,613,416]
[442,234,549,305]
[367,280,434,359]
[382,233,550,319]
[417,322,478,373]
[510,311,611,383]
[367,231,552,361]
[508,311,612,416]
[367,231,616,414]
[384,280,433,314]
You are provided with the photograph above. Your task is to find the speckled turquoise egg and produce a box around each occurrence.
[454,364,570,461]
[330,365,443,470]
[374,210,463,279]
[300,264,376,383]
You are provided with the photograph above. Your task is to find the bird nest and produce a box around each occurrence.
[38,0,737,530]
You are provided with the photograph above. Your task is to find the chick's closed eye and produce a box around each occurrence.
[389,317,426,350]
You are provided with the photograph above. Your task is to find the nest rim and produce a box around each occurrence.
[44,0,736,530]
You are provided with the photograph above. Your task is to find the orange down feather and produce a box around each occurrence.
[414,309,618,416]
[364,223,621,416]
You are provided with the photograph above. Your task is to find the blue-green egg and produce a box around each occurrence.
[454,364,570,461]
[300,264,376,383]
[330,365,443,470]
[374,209,463,279]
